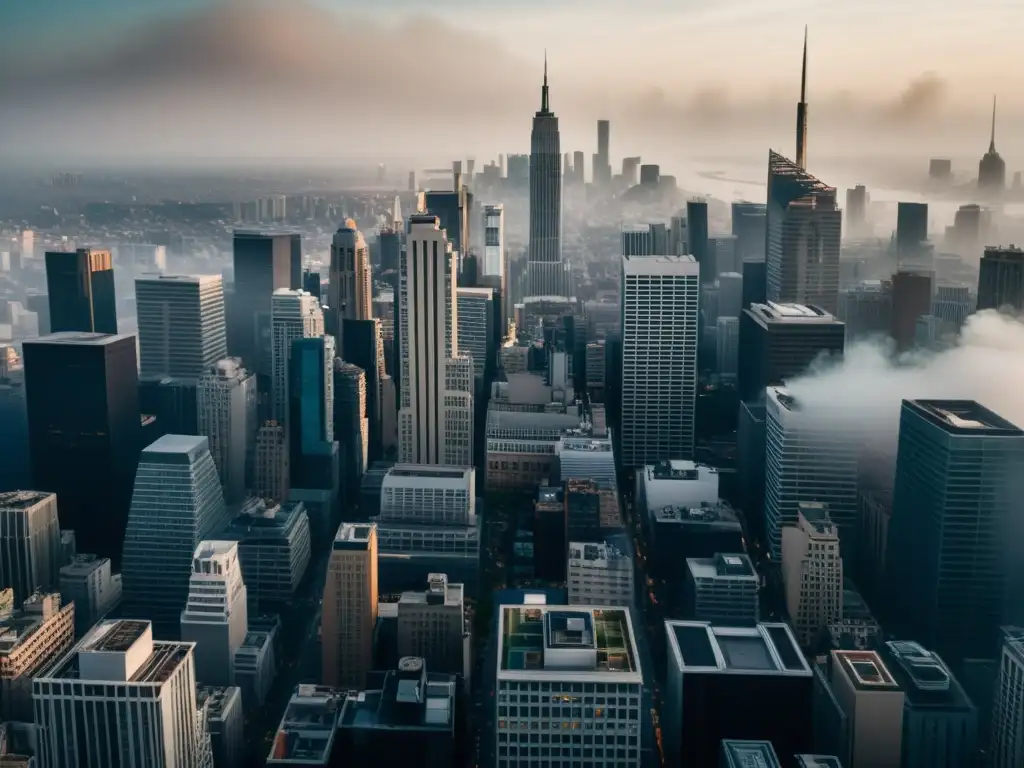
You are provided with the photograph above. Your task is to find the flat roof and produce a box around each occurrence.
[721,740,781,768]
[833,650,900,691]
[0,490,53,510]
[746,301,841,326]
[621,253,699,277]
[795,757,843,768]
[568,541,630,569]
[688,553,757,580]
[339,664,456,732]
[639,460,720,513]
[907,399,1022,436]
[333,522,376,550]
[386,465,473,483]
[25,332,133,346]
[268,686,341,765]
[666,621,810,676]
[457,286,495,298]
[880,641,974,710]
[136,274,220,285]
[652,501,740,528]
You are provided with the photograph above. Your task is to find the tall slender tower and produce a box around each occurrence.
[796,26,809,170]
[527,52,565,298]
[979,95,1006,195]
[329,221,372,350]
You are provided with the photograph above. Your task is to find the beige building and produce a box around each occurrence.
[254,421,289,503]
[782,502,843,648]
[322,523,378,689]
[396,573,466,679]
[830,649,904,768]
[0,591,75,722]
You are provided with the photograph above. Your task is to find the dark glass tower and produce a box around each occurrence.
[289,336,338,493]
[342,318,385,463]
[896,202,929,252]
[687,200,710,283]
[885,400,1024,662]
[977,246,1024,313]
[23,332,140,563]
[527,54,565,297]
[978,96,1006,197]
[44,249,117,334]
[732,201,767,262]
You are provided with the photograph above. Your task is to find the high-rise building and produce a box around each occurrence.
[991,626,1024,768]
[136,274,227,380]
[567,540,634,607]
[782,503,844,647]
[180,541,249,686]
[482,204,506,323]
[329,221,372,347]
[742,260,767,310]
[0,491,61,604]
[845,185,869,237]
[288,335,337,493]
[890,270,933,353]
[270,288,324,423]
[121,435,230,638]
[978,96,1006,196]
[198,358,257,504]
[322,522,378,689]
[685,200,710,283]
[896,202,928,254]
[398,214,473,467]
[456,286,494,386]
[664,621,813,767]
[716,317,740,381]
[199,686,245,768]
[424,168,469,263]
[34,620,213,768]
[765,388,858,559]
[253,421,289,503]
[228,231,302,386]
[594,119,612,185]
[827,649,904,768]
[977,246,1024,313]
[342,318,387,463]
[396,573,466,677]
[620,254,699,467]
[495,604,644,767]
[527,56,566,298]
[839,281,892,340]
[765,151,842,314]
[886,400,1024,662]
[59,555,122,636]
[44,249,117,334]
[685,553,759,626]
[732,201,767,261]
[333,361,368,503]
[23,333,140,562]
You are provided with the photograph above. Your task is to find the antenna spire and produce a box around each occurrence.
[541,50,550,113]
[990,94,997,153]
[800,25,808,103]
[795,27,809,169]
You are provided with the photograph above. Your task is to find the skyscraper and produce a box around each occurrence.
[527,55,566,298]
[796,26,809,170]
[766,151,842,314]
[288,335,338,492]
[253,421,289,503]
[120,435,230,638]
[228,231,302,387]
[197,358,257,505]
[398,214,473,467]
[890,270,933,353]
[978,96,1006,196]
[322,522,378,689]
[686,200,710,284]
[991,627,1024,768]
[620,254,699,467]
[456,286,495,386]
[136,274,227,380]
[270,289,324,423]
[342,318,386,463]
[0,491,62,604]
[782,503,844,647]
[896,202,929,254]
[23,333,140,562]
[333,361,368,503]
[977,246,1024,313]
[329,221,372,347]
[44,249,117,335]
[483,204,505,316]
[594,119,611,185]
[886,400,1024,661]
[732,201,767,262]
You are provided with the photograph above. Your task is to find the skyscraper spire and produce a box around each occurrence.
[990,94,997,153]
[541,50,550,113]
[795,26,809,170]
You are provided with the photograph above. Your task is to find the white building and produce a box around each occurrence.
[0,490,61,605]
[379,465,475,526]
[764,387,859,560]
[567,541,634,607]
[270,288,324,423]
[991,627,1024,768]
[496,604,643,767]
[398,214,474,467]
[620,254,699,467]
[59,555,122,636]
[483,204,505,279]
[782,503,844,647]
[34,620,212,768]
[135,274,227,380]
[635,460,720,524]
[198,358,257,504]
[180,541,249,687]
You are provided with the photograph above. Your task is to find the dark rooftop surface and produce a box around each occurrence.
[907,399,1022,436]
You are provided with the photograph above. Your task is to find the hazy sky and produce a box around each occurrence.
[3,0,1023,166]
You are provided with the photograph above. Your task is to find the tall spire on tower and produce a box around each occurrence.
[541,50,550,113]
[796,26,809,170]
[989,94,997,153]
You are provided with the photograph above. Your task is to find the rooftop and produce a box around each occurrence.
[197,685,242,719]
[60,554,110,575]
[0,596,65,656]
[338,658,456,732]
[621,253,700,276]
[26,332,133,346]
[333,522,376,550]
[795,757,844,768]
[688,553,757,580]
[880,640,974,710]
[652,501,740,528]
[721,740,781,768]
[666,621,811,676]
[908,399,1022,436]
[226,498,307,535]
[747,301,841,326]
[385,465,473,485]
[0,490,53,510]
[143,434,209,457]
[267,685,342,765]
[136,274,219,285]
[639,460,720,514]
[833,650,900,691]
[568,541,630,569]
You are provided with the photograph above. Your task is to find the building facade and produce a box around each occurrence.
[136,274,227,380]
[0,491,61,605]
[44,249,117,335]
[197,358,257,504]
[322,523,378,689]
[782,504,844,648]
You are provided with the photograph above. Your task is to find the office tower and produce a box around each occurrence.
[121,435,230,638]
[456,286,494,386]
[228,231,302,386]
[302,269,322,300]
[992,627,1024,768]
[483,203,506,323]
[719,274,744,322]
[709,234,740,276]
[721,740,782,768]
[138,374,199,437]
[978,96,1006,196]
[840,281,892,340]
[664,621,813,767]
[0,592,75,723]
[928,158,953,181]
[398,214,473,467]
[732,201,768,261]
[199,686,245,768]
[44,249,117,334]
[334,361,368,502]
[424,172,469,262]
[620,254,699,467]
[527,55,565,298]
[877,640,978,768]
[34,620,213,768]
[622,156,641,186]
[288,335,338,492]
[335,658,457,767]
[0,491,61,604]
[717,317,740,380]
[932,284,973,330]
[766,151,841,313]
[886,400,1024,662]
[640,164,660,186]
[495,604,643,768]
[267,686,346,766]
[533,486,568,581]
[686,199,710,283]
[197,358,257,505]
[977,246,1024,312]
[253,421,289,502]
[593,118,612,185]
[270,288,324,423]
[765,389,858,559]
[329,221,372,347]
[23,333,140,562]
[567,540,633,607]
[685,553,759,625]
[890,270,933,353]
[180,541,248,686]
[896,202,928,253]
[826,650,904,768]
[322,522,378,689]
[59,554,122,636]
[737,302,845,403]
[136,274,227,379]
[342,318,387,463]
[741,260,767,311]
[379,226,402,275]
[782,504,844,647]
[396,573,466,676]
[796,26,809,169]
[845,185,869,237]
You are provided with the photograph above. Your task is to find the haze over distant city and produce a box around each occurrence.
[3,0,1024,169]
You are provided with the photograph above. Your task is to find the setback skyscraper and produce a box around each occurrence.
[44,249,117,335]
[136,274,227,380]
[197,358,257,504]
[329,221,372,348]
[527,55,566,298]
[270,289,324,424]
[978,96,1006,196]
